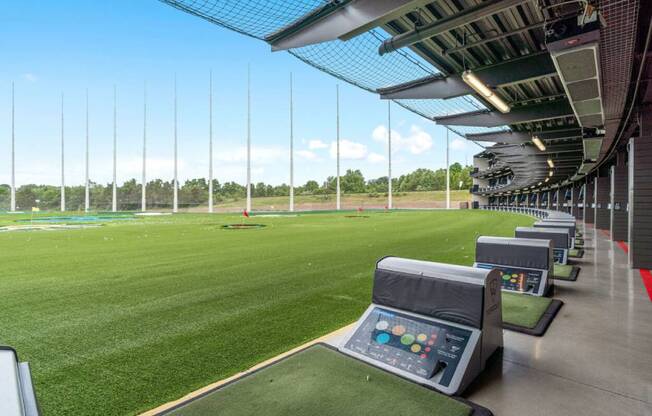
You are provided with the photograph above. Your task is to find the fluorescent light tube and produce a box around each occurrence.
[547,158,554,168]
[532,136,546,151]
[461,70,511,114]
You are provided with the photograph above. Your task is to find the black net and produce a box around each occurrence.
[159,0,510,136]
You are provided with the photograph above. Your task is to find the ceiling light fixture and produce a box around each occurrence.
[547,158,554,168]
[545,177,550,182]
[549,170,554,177]
[461,70,511,114]
[532,136,546,151]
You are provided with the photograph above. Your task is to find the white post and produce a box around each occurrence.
[387,101,392,210]
[336,84,341,211]
[142,83,147,212]
[10,82,15,212]
[60,93,65,212]
[446,128,450,209]
[289,72,294,212]
[246,64,252,213]
[208,70,214,213]
[173,74,178,213]
[112,85,117,212]
[84,89,90,213]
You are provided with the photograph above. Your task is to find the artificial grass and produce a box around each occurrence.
[502,293,553,329]
[166,344,472,416]
[569,248,583,258]
[0,210,532,416]
[554,264,577,280]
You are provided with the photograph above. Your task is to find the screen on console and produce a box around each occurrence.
[343,307,471,387]
[476,263,544,294]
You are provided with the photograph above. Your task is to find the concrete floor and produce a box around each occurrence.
[327,224,652,416]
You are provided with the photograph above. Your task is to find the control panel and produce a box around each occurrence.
[553,248,568,264]
[340,305,479,395]
[475,263,547,296]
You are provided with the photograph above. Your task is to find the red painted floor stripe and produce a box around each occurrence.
[617,241,629,254]
[640,269,652,302]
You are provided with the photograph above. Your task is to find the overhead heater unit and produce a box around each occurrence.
[583,135,603,161]
[546,13,603,128]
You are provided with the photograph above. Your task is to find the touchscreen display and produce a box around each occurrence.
[343,307,471,387]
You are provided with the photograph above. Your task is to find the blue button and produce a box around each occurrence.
[376,333,390,344]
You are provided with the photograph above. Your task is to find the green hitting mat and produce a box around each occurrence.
[569,248,584,258]
[163,344,490,416]
[554,263,580,281]
[502,293,563,336]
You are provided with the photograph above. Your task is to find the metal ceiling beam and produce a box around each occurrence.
[464,130,529,144]
[378,52,555,100]
[442,22,544,55]
[433,100,574,127]
[379,0,529,55]
[266,0,428,51]
[378,74,470,99]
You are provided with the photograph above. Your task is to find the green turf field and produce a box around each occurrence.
[0,210,532,416]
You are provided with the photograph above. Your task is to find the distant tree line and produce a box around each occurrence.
[0,164,473,211]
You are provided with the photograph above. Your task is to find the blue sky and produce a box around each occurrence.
[0,0,481,187]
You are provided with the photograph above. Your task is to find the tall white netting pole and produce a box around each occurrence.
[336,84,341,211]
[289,72,294,212]
[208,70,214,213]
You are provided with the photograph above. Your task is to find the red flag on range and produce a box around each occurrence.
[243,210,250,218]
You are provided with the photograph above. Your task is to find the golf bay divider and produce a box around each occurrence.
[474,236,553,296]
[472,237,564,336]
[341,257,503,396]
[515,227,571,265]
[0,347,39,416]
[534,220,577,248]
[514,227,581,281]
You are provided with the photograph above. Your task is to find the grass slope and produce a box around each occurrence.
[0,210,531,416]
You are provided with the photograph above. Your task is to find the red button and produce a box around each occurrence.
[420,354,427,359]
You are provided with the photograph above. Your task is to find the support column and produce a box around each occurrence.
[571,185,580,218]
[628,136,652,269]
[585,177,595,224]
[611,155,628,241]
[595,175,610,230]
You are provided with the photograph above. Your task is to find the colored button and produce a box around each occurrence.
[427,340,435,346]
[416,333,427,343]
[376,333,390,345]
[392,325,406,336]
[425,347,431,352]
[375,320,389,331]
[411,344,421,353]
[420,354,427,359]
[400,334,415,345]
[502,274,510,280]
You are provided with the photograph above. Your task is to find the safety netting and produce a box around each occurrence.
[160,0,509,136]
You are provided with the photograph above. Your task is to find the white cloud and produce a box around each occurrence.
[372,124,433,155]
[295,150,319,161]
[22,73,38,82]
[329,140,368,160]
[367,152,385,163]
[450,138,467,151]
[308,139,328,150]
